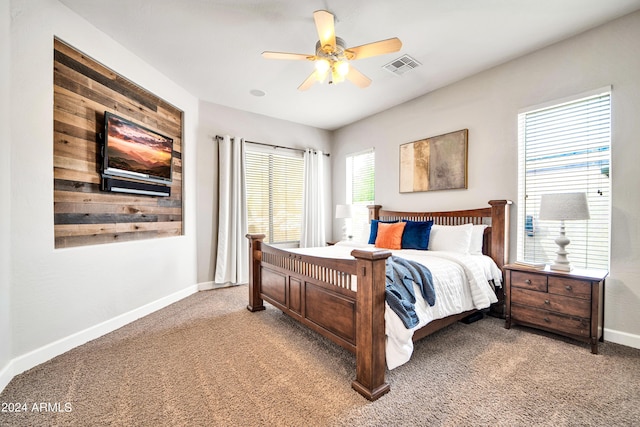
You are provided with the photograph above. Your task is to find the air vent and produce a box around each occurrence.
[383,54,421,76]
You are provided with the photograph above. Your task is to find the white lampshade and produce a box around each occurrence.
[335,204,353,240]
[539,192,590,221]
[335,204,353,219]
[539,192,590,272]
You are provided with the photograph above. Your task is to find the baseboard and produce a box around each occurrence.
[197,281,216,291]
[0,359,13,395]
[197,281,245,291]
[604,327,640,350]
[1,284,198,393]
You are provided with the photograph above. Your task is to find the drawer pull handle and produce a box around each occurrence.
[544,299,550,305]
[565,285,572,291]
[524,279,532,285]
[543,317,551,323]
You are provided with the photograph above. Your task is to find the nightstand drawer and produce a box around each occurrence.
[511,287,591,318]
[548,276,591,300]
[510,271,547,292]
[511,305,590,338]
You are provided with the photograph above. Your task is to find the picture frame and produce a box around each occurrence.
[399,129,468,193]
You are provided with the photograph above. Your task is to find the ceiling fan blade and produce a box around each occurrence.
[298,71,318,91]
[313,10,336,52]
[346,65,372,88]
[262,51,314,61]
[346,37,402,60]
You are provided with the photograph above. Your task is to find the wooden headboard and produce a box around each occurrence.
[367,200,512,270]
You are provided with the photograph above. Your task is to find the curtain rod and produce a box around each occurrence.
[215,135,330,157]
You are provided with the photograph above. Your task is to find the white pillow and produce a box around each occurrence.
[469,224,489,255]
[428,223,474,253]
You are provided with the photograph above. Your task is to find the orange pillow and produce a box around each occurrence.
[375,222,406,249]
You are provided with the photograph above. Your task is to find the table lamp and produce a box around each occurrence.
[335,204,353,240]
[538,192,590,271]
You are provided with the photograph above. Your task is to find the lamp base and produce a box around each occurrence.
[551,220,573,272]
[550,262,572,272]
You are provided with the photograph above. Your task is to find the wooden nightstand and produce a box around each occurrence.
[504,264,608,354]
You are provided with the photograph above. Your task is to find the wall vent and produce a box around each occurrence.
[382,54,421,76]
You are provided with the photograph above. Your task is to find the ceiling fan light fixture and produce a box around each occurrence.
[336,61,349,76]
[315,68,329,83]
[315,58,330,74]
[262,10,401,90]
[330,67,345,84]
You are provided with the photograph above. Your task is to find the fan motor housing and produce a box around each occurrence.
[316,36,349,60]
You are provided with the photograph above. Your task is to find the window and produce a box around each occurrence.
[245,145,304,245]
[346,149,375,242]
[517,88,611,269]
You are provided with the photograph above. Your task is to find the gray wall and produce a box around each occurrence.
[332,10,640,348]
[196,101,333,285]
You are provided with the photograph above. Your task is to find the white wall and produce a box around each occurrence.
[197,101,332,284]
[7,0,199,379]
[333,10,640,347]
[0,0,13,391]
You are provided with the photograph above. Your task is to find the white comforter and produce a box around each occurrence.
[290,242,503,369]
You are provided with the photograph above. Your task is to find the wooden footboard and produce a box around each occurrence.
[246,200,511,401]
[246,234,392,400]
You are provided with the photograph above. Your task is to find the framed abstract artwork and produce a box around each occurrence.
[399,129,468,193]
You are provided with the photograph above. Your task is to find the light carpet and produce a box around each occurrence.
[1,285,639,426]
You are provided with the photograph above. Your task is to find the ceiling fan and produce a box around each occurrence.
[262,10,402,91]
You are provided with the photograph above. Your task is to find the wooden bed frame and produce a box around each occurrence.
[246,200,511,400]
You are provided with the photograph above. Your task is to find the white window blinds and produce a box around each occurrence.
[346,149,375,242]
[517,89,611,269]
[245,146,304,244]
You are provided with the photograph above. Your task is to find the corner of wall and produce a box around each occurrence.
[0,0,13,394]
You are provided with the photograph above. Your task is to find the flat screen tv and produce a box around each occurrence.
[102,111,173,185]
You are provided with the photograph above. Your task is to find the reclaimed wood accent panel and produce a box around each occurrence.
[53,38,183,248]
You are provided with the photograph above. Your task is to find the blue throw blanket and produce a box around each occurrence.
[385,255,436,329]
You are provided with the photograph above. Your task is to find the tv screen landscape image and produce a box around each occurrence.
[103,112,174,184]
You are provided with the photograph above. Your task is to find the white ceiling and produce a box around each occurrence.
[59,0,640,131]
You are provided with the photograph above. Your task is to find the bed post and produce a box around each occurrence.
[488,200,512,269]
[487,200,512,319]
[246,234,266,312]
[351,248,392,401]
[368,205,382,222]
